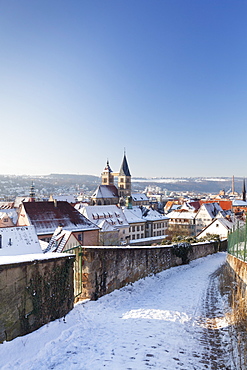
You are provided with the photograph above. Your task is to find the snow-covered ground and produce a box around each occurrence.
[0,252,233,369]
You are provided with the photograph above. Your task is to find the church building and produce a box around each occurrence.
[91,153,131,206]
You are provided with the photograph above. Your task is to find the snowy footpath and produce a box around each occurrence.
[0,252,234,369]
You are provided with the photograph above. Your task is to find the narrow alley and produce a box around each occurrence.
[0,253,237,369]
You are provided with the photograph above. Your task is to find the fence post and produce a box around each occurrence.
[244,217,247,262]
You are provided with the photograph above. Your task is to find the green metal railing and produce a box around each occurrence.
[228,222,247,262]
[63,245,84,298]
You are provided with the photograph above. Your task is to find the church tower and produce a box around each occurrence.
[29,182,35,202]
[118,153,131,198]
[101,160,114,185]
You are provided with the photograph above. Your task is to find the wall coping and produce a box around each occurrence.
[0,253,75,268]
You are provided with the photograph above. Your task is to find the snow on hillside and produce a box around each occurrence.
[0,252,233,369]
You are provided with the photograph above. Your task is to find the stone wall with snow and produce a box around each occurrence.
[0,253,75,343]
[76,241,223,301]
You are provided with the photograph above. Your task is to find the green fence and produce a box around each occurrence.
[228,222,247,262]
[64,246,84,299]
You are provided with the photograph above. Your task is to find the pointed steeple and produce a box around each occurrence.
[243,178,246,202]
[104,160,113,173]
[118,152,131,198]
[119,153,131,177]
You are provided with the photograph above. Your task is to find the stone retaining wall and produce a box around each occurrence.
[78,241,221,301]
[0,254,75,343]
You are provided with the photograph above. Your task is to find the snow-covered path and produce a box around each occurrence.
[0,252,234,369]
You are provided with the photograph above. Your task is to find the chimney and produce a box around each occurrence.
[54,199,57,208]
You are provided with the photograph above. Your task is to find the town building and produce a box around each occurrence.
[123,205,168,245]
[17,201,99,245]
[167,209,197,237]
[195,202,226,235]
[78,204,129,246]
[196,217,236,240]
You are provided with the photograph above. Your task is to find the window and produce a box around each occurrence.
[78,233,83,243]
[137,226,140,232]
[132,226,135,232]
[3,218,8,223]
[216,224,219,227]
[141,225,144,231]
[137,234,140,239]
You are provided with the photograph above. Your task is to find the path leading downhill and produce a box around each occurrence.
[0,252,235,369]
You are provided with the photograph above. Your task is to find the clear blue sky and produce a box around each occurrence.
[0,1,246,177]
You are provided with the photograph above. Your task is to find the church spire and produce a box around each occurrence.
[118,152,131,198]
[119,152,131,177]
[243,178,246,202]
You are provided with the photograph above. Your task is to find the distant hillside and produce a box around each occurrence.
[48,174,100,184]
[132,177,244,194]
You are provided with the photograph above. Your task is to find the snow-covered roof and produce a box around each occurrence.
[0,209,18,223]
[22,201,99,235]
[142,207,168,221]
[167,210,196,220]
[79,205,129,230]
[131,193,149,202]
[44,227,75,253]
[92,185,119,199]
[232,200,247,207]
[199,203,225,219]
[123,206,168,223]
[122,206,145,224]
[14,196,32,208]
[98,219,118,232]
[0,226,42,256]
[0,202,14,209]
[52,195,76,203]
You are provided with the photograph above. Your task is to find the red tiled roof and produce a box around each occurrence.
[22,201,98,235]
[200,200,232,211]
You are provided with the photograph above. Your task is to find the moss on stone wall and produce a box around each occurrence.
[0,255,75,343]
